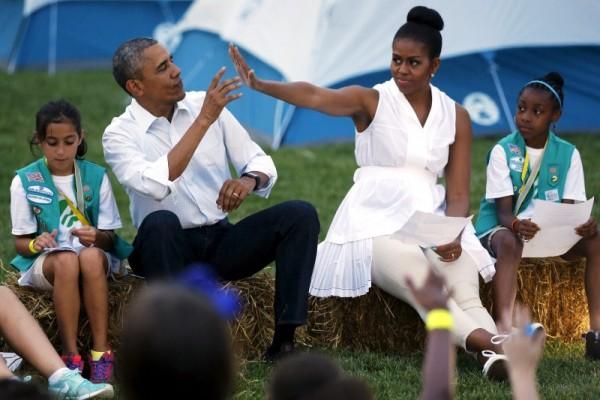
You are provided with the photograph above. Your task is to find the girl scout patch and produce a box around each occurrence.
[509,156,524,172]
[508,144,522,155]
[548,165,559,186]
[26,172,44,182]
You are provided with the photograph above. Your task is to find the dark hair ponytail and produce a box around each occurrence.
[30,99,87,158]
[393,6,444,59]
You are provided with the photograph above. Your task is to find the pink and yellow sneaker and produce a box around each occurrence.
[61,353,84,373]
[88,351,115,383]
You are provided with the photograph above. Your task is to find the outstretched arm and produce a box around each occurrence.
[229,43,377,126]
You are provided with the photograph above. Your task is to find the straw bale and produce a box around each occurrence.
[481,257,588,342]
[1,256,588,358]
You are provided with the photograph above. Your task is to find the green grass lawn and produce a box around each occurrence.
[1,70,599,398]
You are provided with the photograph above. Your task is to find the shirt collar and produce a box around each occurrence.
[130,95,192,134]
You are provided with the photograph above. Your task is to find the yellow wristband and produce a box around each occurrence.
[425,308,453,331]
[28,239,40,254]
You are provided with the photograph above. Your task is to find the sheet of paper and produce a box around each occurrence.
[391,211,472,247]
[523,197,594,257]
[43,245,77,253]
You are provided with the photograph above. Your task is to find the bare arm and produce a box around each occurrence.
[406,268,454,400]
[444,104,472,218]
[167,68,242,181]
[229,44,377,129]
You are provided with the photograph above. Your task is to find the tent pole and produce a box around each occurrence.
[484,52,515,132]
[48,2,58,75]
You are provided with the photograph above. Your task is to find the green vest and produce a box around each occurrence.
[11,158,132,272]
[474,131,574,237]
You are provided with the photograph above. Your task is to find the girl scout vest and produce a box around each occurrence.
[11,158,132,272]
[475,131,574,237]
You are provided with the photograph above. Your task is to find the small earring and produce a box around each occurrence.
[431,73,435,78]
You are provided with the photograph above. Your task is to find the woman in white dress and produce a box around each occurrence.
[230,6,506,378]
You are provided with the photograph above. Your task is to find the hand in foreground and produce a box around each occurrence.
[71,226,98,247]
[406,265,449,312]
[216,177,256,212]
[32,229,58,250]
[433,238,462,263]
[514,218,540,241]
[502,303,545,373]
[575,217,598,239]
[228,43,259,89]
[198,67,242,125]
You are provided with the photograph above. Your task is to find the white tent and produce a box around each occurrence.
[165,0,600,147]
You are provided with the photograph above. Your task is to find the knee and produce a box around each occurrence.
[79,248,107,278]
[50,252,80,280]
[139,210,183,236]
[281,200,320,233]
[450,282,483,310]
[496,233,523,261]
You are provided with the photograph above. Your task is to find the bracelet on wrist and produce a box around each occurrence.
[511,218,520,233]
[28,239,40,254]
[425,308,453,331]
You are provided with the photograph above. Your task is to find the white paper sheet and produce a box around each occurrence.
[523,197,594,257]
[391,211,472,247]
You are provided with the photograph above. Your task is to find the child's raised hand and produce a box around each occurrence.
[34,229,58,250]
[515,218,540,241]
[575,217,598,239]
[503,303,545,374]
[406,265,450,312]
[71,226,97,247]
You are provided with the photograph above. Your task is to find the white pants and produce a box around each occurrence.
[371,236,497,349]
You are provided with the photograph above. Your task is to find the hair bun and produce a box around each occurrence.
[544,72,564,90]
[407,6,444,31]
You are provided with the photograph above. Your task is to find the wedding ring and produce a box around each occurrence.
[232,192,240,198]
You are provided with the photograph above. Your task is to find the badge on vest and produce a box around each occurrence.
[509,156,524,172]
[83,185,93,202]
[32,206,42,215]
[27,185,54,197]
[26,193,52,204]
[548,165,559,186]
[26,172,44,182]
[508,144,522,156]
[544,189,559,202]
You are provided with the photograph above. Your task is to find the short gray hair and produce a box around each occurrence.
[112,37,158,95]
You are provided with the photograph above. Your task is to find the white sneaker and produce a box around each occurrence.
[1,352,23,373]
[481,350,508,381]
[491,322,545,344]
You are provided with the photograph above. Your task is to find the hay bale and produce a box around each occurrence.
[1,263,338,360]
[225,275,340,359]
[481,257,588,342]
[323,288,426,353]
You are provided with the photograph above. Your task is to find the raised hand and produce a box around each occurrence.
[228,43,259,89]
[433,238,462,263]
[216,177,256,213]
[575,217,598,239]
[406,265,450,311]
[198,67,242,126]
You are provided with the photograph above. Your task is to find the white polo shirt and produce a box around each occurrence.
[103,91,277,229]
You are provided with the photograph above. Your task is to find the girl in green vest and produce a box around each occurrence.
[474,72,600,359]
[9,100,131,382]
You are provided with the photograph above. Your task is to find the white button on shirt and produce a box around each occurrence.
[103,91,277,229]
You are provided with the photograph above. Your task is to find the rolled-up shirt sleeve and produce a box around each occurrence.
[103,123,176,202]
[219,108,278,198]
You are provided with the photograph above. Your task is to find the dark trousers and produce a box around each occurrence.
[128,200,320,325]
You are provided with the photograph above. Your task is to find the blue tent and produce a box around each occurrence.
[167,0,600,148]
[5,0,192,73]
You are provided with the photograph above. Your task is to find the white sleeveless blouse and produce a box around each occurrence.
[309,79,495,297]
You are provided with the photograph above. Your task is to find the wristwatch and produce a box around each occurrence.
[241,172,261,191]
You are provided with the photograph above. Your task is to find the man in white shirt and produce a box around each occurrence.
[103,38,320,360]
